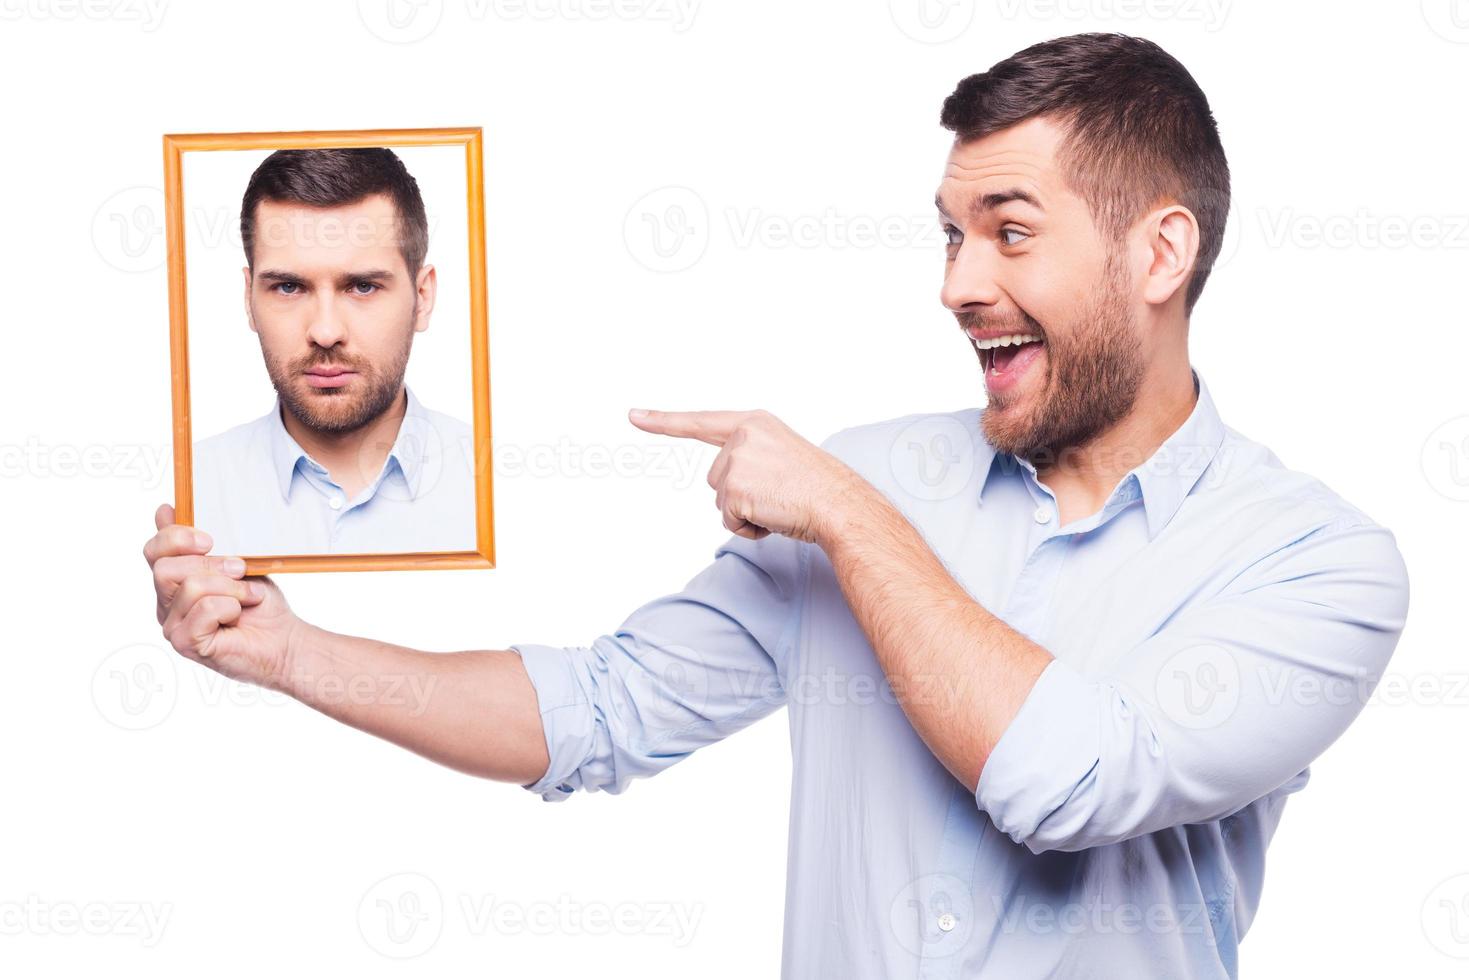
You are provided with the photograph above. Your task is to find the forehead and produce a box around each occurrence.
[937,115,1078,215]
[250,193,404,266]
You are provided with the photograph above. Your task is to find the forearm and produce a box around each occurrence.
[820,489,1053,792]
[280,624,550,784]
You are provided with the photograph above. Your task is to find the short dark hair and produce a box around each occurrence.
[240,147,429,280]
[940,33,1230,315]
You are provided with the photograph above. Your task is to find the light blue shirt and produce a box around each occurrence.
[511,369,1409,979]
[193,385,477,557]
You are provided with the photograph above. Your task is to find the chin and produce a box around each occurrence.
[981,398,1041,453]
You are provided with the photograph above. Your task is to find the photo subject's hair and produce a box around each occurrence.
[240,147,430,279]
[940,33,1230,315]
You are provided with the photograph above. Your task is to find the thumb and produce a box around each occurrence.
[155,502,175,531]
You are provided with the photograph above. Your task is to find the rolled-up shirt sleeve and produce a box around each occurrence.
[511,530,808,801]
[975,517,1411,854]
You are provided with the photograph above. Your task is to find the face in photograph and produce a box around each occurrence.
[243,191,438,436]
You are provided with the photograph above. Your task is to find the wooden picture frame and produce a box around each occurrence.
[163,127,495,574]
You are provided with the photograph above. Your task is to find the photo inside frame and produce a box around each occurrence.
[168,135,491,570]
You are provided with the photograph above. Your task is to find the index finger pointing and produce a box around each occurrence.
[628,409,743,446]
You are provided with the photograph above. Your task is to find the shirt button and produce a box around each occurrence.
[1033,506,1051,524]
[937,912,957,932]
[328,495,344,510]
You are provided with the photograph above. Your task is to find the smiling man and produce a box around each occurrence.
[192,147,475,556]
[146,35,1408,978]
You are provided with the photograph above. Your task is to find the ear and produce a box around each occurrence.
[412,264,438,334]
[1141,205,1200,309]
[242,266,259,334]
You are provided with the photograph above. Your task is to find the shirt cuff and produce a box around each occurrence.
[509,642,595,802]
[974,656,1101,853]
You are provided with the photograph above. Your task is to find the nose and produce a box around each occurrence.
[940,239,1002,314]
[305,293,348,349]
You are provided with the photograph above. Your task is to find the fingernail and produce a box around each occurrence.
[193,531,212,551]
[223,558,246,576]
[629,408,649,420]
[246,581,264,601]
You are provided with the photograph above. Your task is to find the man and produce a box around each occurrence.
[145,35,1408,978]
[192,147,476,556]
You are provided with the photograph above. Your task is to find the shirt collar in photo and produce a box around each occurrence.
[976,368,1228,541]
[266,385,429,503]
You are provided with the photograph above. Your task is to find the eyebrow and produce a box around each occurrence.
[934,188,1045,219]
[256,268,398,286]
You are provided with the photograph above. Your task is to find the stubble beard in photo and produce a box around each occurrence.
[261,305,416,437]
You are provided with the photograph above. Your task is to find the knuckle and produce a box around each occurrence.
[176,574,203,606]
[169,526,201,554]
[155,528,181,557]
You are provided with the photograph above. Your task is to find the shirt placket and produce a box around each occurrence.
[920,477,1074,980]
[299,459,351,548]
[929,463,1166,977]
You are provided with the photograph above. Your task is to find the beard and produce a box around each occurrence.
[971,248,1145,462]
[260,312,414,437]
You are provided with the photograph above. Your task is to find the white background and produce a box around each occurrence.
[3,1,1467,976]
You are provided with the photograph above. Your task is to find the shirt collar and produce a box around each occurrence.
[977,368,1227,540]
[266,385,430,503]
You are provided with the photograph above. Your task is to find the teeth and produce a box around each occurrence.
[971,333,1043,351]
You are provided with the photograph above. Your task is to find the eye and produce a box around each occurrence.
[349,281,381,296]
[943,223,963,247]
[271,281,302,295]
[999,227,1030,247]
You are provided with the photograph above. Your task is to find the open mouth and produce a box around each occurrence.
[971,333,1045,392]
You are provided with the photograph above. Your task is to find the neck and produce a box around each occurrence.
[280,387,407,499]
[1033,359,1197,527]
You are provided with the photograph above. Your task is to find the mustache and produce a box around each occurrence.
[956,309,1045,337]
[294,352,367,374]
